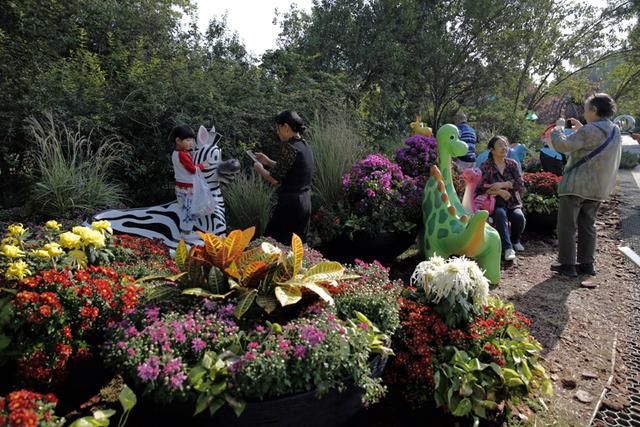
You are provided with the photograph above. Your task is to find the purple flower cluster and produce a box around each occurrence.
[341,153,421,230]
[104,302,240,397]
[394,135,438,179]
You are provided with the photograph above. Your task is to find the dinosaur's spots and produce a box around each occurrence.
[450,220,463,234]
[423,192,433,214]
[434,192,442,209]
[437,181,445,193]
[437,228,449,239]
[427,214,436,236]
[460,215,468,222]
[448,206,456,215]
[438,209,447,224]
[441,194,449,203]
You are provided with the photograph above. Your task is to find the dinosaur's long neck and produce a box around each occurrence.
[462,179,477,213]
[439,152,468,215]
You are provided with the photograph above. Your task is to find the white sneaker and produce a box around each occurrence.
[504,249,516,261]
[513,242,525,251]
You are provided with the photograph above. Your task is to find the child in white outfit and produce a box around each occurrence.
[170,124,206,240]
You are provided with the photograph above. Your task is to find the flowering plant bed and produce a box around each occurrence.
[385,256,551,424]
[102,227,399,419]
[339,154,420,237]
[522,172,562,215]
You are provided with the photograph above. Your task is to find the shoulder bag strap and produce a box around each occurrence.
[564,126,618,174]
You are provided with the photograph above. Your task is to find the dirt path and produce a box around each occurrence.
[493,198,638,426]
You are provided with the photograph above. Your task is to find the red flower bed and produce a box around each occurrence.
[523,172,561,196]
[0,390,61,427]
[111,235,179,276]
[384,296,466,406]
[12,266,142,384]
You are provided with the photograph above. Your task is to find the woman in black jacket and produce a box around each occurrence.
[253,111,314,244]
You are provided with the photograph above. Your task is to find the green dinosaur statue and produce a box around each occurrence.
[419,124,502,284]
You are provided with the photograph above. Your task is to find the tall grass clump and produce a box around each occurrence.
[26,113,126,217]
[309,115,365,208]
[224,171,274,236]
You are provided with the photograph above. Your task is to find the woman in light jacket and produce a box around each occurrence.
[550,93,622,278]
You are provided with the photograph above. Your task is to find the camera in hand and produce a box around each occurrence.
[565,120,573,129]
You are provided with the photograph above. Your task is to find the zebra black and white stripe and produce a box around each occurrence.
[93,126,238,249]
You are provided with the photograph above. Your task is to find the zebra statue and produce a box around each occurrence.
[93,125,240,248]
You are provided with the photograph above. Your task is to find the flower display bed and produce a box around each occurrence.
[0,219,552,426]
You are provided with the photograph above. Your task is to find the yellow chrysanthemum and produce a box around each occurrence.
[68,249,88,268]
[45,220,62,231]
[5,260,32,280]
[1,244,25,258]
[59,232,82,249]
[43,242,64,257]
[1,237,18,246]
[72,226,92,239]
[91,220,113,235]
[32,249,52,259]
[81,229,106,248]
[7,223,27,237]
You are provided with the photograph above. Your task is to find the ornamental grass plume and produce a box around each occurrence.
[411,256,488,306]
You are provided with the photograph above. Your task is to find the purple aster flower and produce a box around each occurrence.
[169,372,187,390]
[148,325,169,344]
[125,326,139,338]
[293,345,307,359]
[163,358,182,375]
[191,338,206,352]
[137,356,160,381]
[247,342,259,349]
[277,339,291,351]
[203,299,216,311]
[145,306,160,320]
[301,326,326,346]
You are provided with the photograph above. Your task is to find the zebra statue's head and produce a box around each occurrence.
[91,124,241,248]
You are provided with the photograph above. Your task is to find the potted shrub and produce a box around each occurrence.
[318,154,421,263]
[385,256,552,425]
[103,228,399,426]
[522,172,562,233]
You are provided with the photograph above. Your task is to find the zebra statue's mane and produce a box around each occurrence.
[93,125,240,249]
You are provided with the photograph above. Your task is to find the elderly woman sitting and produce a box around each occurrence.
[477,135,526,261]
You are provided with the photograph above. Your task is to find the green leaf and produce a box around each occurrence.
[188,365,207,385]
[301,283,334,305]
[208,399,225,416]
[301,261,344,282]
[207,266,228,294]
[195,394,211,415]
[274,284,302,307]
[451,397,472,417]
[118,384,137,412]
[234,289,258,319]
[0,335,11,352]
[202,352,214,370]
[92,409,116,421]
[255,294,278,313]
[175,240,188,271]
[225,394,246,417]
[68,417,108,427]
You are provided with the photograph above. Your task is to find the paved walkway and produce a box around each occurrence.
[593,138,640,427]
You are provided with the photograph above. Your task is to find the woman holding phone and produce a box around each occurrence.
[253,111,314,243]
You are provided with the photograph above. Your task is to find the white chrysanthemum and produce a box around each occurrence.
[410,256,488,306]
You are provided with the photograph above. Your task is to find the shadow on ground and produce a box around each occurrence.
[509,276,579,356]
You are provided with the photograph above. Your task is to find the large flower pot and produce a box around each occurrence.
[525,210,558,234]
[131,356,388,427]
[318,232,416,264]
[212,355,388,427]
